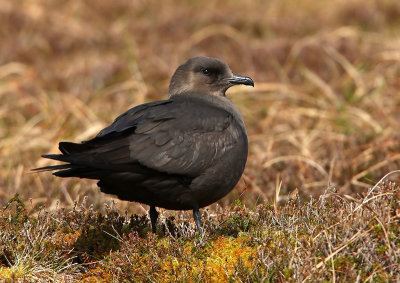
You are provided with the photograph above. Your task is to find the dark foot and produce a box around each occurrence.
[193,207,203,235]
[149,206,159,233]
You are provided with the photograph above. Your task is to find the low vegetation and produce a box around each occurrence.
[1,182,399,281]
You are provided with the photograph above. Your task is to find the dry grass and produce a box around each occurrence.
[1,0,400,281]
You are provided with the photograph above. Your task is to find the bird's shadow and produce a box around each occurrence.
[71,211,195,264]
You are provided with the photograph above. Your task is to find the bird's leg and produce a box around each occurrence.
[193,207,203,235]
[149,206,159,234]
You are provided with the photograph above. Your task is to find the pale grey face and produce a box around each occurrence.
[169,56,254,97]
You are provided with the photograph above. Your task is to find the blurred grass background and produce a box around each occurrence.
[1,0,400,215]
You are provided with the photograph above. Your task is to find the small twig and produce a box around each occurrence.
[354,170,400,212]
[274,175,282,215]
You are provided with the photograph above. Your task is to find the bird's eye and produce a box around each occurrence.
[202,68,210,75]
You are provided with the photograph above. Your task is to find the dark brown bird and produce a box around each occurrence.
[34,56,254,234]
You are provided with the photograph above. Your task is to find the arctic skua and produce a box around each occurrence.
[35,56,254,234]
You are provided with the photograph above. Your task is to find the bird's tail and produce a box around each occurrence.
[32,142,103,179]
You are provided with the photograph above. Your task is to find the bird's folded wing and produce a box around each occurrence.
[73,97,241,177]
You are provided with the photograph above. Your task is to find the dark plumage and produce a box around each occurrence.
[35,56,254,234]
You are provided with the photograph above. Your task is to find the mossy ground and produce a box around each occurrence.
[1,182,399,281]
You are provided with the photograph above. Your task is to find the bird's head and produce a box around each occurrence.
[169,56,254,97]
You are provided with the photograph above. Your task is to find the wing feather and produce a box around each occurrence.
[57,96,244,178]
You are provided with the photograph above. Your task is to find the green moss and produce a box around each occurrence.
[376,245,388,255]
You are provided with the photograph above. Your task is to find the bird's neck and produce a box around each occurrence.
[172,92,246,131]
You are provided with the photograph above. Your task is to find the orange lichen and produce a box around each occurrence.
[161,236,257,281]
[51,230,81,250]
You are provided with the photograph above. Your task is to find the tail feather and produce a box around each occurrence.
[41,153,93,167]
[32,164,72,172]
[41,154,68,161]
[53,167,107,179]
[59,141,92,154]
